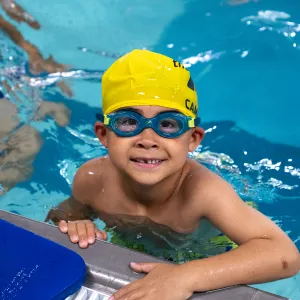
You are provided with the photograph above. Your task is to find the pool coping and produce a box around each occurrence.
[0,210,288,300]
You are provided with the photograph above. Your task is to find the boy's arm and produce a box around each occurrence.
[182,171,299,292]
[44,195,96,225]
[45,162,99,225]
[106,166,299,300]
[110,167,300,300]
[45,160,107,247]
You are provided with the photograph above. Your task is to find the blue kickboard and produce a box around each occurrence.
[0,219,86,299]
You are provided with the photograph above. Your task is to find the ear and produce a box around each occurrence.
[94,121,108,148]
[188,127,205,152]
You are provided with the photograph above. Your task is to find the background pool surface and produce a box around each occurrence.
[0,0,299,298]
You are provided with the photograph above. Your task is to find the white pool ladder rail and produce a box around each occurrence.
[66,286,110,300]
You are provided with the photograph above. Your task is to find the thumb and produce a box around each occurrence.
[130,262,159,274]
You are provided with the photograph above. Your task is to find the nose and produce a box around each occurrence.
[135,128,159,149]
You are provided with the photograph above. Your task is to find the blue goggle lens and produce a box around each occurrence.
[114,115,138,132]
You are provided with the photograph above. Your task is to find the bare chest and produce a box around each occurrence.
[92,189,199,235]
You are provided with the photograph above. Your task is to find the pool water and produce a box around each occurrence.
[0,0,300,298]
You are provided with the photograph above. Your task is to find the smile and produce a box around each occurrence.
[130,158,165,168]
[134,159,162,164]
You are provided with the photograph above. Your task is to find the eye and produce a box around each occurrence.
[115,117,138,132]
[159,118,181,133]
[161,120,176,128]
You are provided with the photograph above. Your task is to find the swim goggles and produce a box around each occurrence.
[96,110,200,138]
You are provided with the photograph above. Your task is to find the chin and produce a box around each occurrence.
[129,172,166,186]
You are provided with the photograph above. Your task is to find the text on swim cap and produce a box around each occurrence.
[185,99,198,115]
[173,60,185,69]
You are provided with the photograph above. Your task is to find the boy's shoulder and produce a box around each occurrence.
[183,159,223,187]
[74,156,111,183]
[78,156,109,170]
[72,156,110,203]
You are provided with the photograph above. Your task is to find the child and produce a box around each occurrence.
[46,49,299,299]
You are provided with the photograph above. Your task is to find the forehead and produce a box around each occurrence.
[116,105,179,117]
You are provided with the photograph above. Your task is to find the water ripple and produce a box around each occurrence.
[242,10,300,48]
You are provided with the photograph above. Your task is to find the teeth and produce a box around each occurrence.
[135,159,161,164]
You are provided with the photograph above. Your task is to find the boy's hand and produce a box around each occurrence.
[109,262,193,300]
[58,220,107,248]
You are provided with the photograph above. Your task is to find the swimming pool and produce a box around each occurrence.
[0,0,299,298]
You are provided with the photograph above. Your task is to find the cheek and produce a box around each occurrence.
[107,134,131,158]
[165,139,190,157]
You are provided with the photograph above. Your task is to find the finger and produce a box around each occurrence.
[96,229,107,241]
[86,222,96,244]
[67,222,79,243]
[76,222,89,248]
[111,281,141,300]
[130,262,158,274]
[113,287,144,300]
[58,220,68,233]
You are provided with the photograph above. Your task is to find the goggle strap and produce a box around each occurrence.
[194,117,201,126]
[188,117,201,128]
[188,118,195,127]
[95,113,110,125]
[104,115,110,125]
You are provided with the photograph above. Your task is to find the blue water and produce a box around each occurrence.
[0,0,300,298]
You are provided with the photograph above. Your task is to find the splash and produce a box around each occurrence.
[242,10,300,48]
[190,148,298,204]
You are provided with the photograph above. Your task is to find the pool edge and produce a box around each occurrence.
[0,209,288,300]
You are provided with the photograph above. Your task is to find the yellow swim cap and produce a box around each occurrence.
[102,49,198,118]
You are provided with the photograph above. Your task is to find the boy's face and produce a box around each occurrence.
[95,106,204,185]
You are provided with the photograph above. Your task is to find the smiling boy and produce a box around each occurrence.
[46,49,299,299]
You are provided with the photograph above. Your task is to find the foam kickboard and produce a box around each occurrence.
[0,219,86,299]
